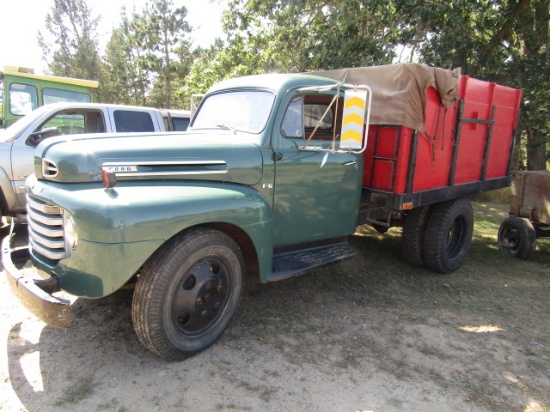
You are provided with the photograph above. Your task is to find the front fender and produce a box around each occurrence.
[31,180,273,297]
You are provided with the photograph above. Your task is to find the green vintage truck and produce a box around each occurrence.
[3,64,522,360]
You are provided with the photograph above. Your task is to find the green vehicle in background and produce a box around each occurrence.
[0,65,98,128]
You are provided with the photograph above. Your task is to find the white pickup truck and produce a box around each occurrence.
[0,102,190,220]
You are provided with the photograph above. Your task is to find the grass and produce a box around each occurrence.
[54,376,97,406]
[470,187,512,204]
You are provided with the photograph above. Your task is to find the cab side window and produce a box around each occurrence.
[281,94,341,140]
[27,110,90,146]
[281,96,303,138]
[40,112,86,135]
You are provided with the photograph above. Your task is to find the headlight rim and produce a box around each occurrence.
[63,212,78,257]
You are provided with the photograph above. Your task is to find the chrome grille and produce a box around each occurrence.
[27,195,66,260]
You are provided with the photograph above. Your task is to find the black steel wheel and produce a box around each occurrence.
[498,216,537,260]
[422,198,474,274]
[402,205,431,266]
[132,228,244,361]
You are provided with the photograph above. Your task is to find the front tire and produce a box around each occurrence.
[498,216,536,260]
[132,228,244,361]
[422,198,474,274]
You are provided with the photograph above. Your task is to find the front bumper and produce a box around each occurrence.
[2,229,72,328]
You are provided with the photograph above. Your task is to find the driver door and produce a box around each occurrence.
[271,93,363,246]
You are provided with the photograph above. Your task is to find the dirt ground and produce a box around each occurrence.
[1,201,549,412]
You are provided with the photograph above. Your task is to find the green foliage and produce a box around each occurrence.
[102,7,157,106]
[38,0,108,100]
[182,0,406,98]
[102,0,192,108]
[220,0,399,73]
[102,25,146,106]
[131,0,192,108]
[40,0,193,108]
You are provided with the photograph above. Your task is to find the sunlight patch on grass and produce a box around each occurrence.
[523,399,547,412]
[459,325,505,333]
[473,226,499,239]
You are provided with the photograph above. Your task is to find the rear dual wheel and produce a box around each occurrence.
[423,199,474,274]
[402,205,431,266]
[132,228,244,361]
[402,199,474,273]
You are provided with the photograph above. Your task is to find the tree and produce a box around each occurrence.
[102,0,192,108]
[38,0,108,100]
[130,0,192,108]
[219,0,402,74]
[102,7,152,106]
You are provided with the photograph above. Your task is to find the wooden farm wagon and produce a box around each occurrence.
[499,171,550,259]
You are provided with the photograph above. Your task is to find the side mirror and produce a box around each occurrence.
[26,126,59,146]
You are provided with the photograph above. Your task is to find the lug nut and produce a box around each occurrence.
[196,297,203,306]
[201,310,209,318]
[214,302,221,310]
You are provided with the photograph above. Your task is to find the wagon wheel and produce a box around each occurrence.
[498,216,537,260]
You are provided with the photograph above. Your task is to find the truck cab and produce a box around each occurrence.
[0,66,98,128]
[4,73,368,359]
[197,74,364,251]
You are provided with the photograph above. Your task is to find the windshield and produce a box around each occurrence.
[0,105,51,142]
[192,90,275,134]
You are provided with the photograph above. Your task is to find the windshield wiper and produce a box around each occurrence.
[191,124,252,134]
[216,124,237,134]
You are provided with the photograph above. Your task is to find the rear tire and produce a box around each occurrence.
[402,205,431,266]
[132,228,244,361]
[422,199,473,274]
[498,216,536,260]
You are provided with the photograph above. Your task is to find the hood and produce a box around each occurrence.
[34,131,264,185]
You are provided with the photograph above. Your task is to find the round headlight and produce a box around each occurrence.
[63,213,78,257]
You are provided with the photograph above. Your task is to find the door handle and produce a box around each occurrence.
[343,160,357,166]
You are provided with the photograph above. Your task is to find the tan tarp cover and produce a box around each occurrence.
[307,63,460,132]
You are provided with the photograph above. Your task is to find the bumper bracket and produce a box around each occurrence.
[2,227,72,328]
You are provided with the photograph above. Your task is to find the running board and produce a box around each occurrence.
[269,241,356,282]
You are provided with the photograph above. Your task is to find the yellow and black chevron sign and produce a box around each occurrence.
[341,90,367,150]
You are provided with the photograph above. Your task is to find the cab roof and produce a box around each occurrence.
[207,73,341,95]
